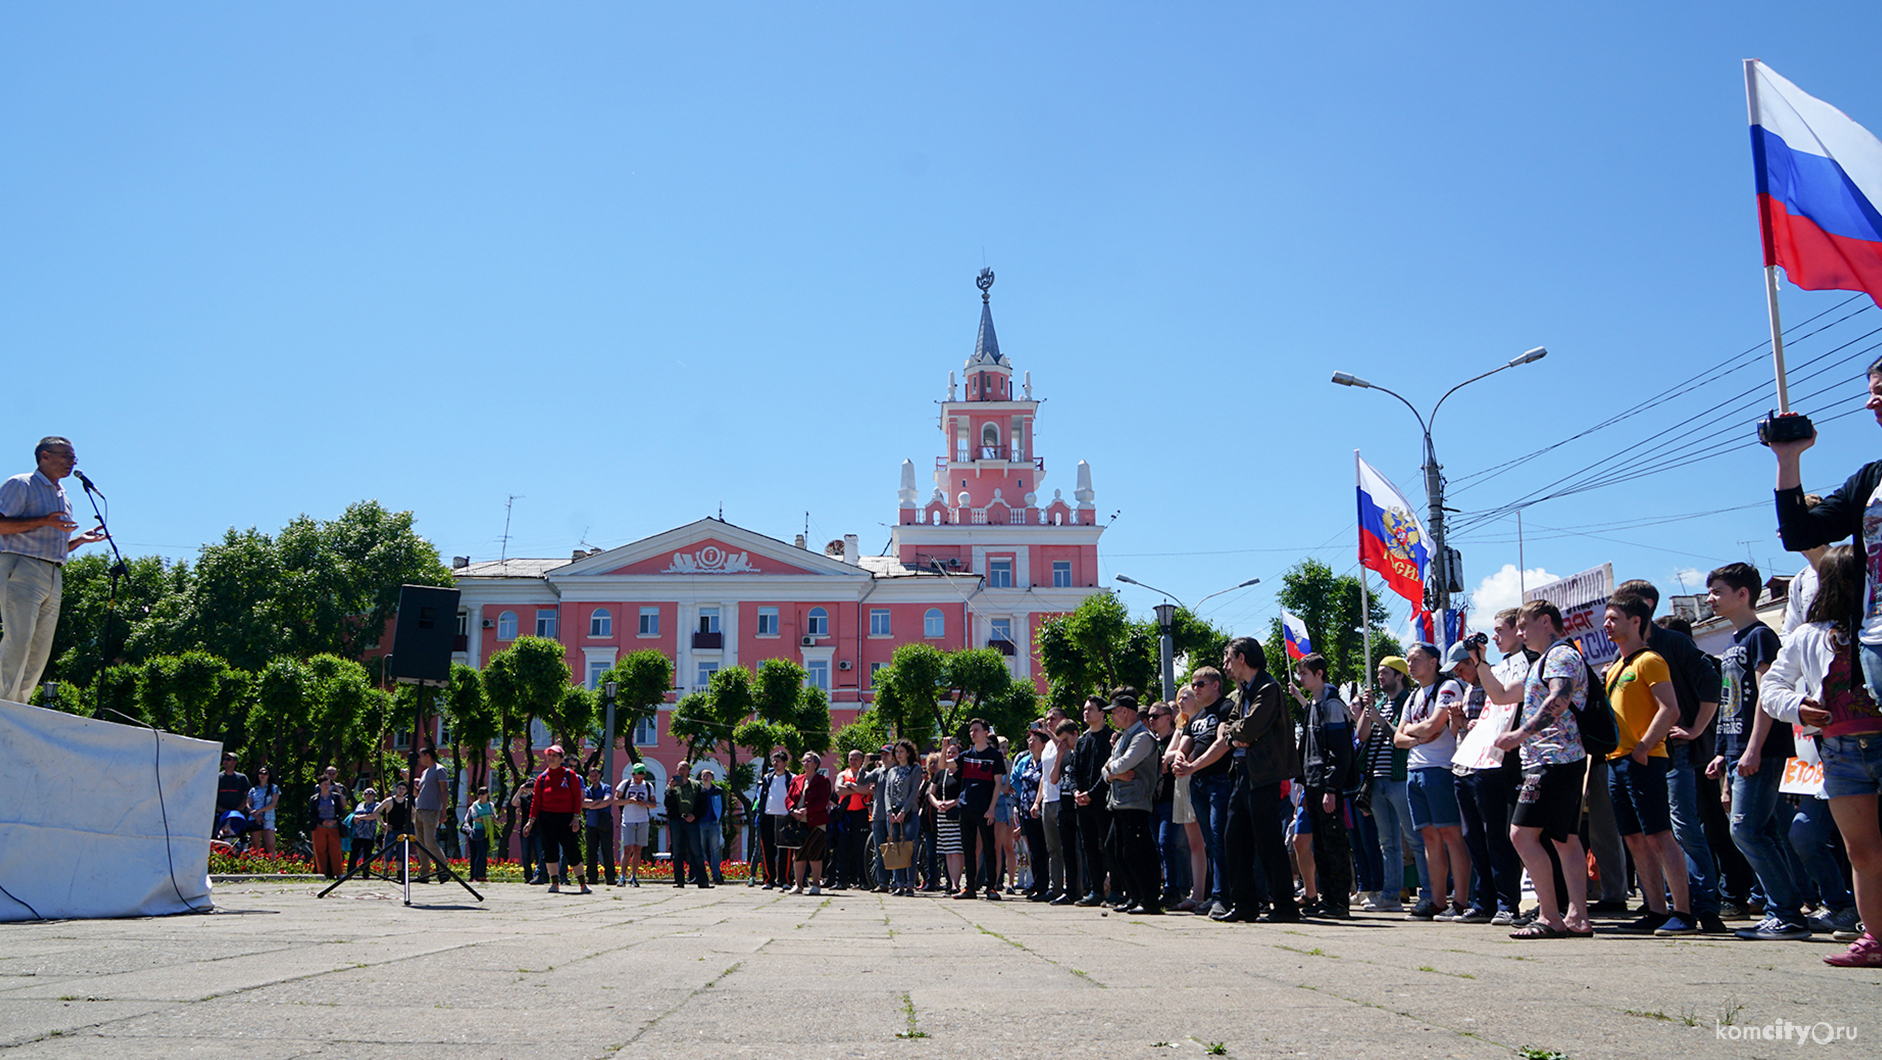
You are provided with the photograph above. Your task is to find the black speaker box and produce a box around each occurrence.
[387,584,461,684]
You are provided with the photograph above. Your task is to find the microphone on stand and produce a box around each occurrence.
[74,468,100,495]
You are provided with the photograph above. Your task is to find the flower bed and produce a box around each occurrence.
[208,848,752,883]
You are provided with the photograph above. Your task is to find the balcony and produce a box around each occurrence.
[452,634,469,652]
[692,631,724,650]
[987,637,1017,657]
[936,453,1046,471]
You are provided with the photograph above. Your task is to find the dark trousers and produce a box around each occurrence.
[1020,812,1050,893]
[671,820,709,884]
[1458,767,1523,914]
[347,833,377,876]
[468,835,489,881]
[1075,801,1113,897]
[585,825,616,884]
[1056,801,1081,893]
[760,814,786,885]
[1305,788,1351,911]
[960,804,996,896]
[1226,773,1292,916]
[837,808,870,886]
[1109,807,1161,910]
[1351,803,1383,893]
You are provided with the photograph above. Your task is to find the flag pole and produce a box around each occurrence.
[1356,450,1373,691]
[1746,58,1793,412]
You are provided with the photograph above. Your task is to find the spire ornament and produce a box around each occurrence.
[976,267,995,303]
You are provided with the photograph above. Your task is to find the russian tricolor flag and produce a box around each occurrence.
[1282,610,1313,661]
[1747,60,1882,304]
[1356,453,1430,610]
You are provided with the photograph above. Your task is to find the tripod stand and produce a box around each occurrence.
[318,682,482,906]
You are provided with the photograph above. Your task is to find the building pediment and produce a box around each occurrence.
[554,519,864,580]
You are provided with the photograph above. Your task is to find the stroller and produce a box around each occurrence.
[212,809,254,856]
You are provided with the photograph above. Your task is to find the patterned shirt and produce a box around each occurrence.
[0,470,73,563]
[1519,639,1588,767]
[1010,751,1040,815]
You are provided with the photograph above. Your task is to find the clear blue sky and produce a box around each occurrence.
[8,2,1882,639]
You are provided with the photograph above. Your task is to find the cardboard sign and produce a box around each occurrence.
[1778,738,1825,797]
[1452,702,1518,773]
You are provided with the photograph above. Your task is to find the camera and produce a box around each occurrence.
[1464,631,1489,650]
[1757,410,1816,446]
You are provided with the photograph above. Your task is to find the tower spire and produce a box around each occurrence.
[969,267,1005,367]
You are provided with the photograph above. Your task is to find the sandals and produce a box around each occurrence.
[1509,923,1570,939]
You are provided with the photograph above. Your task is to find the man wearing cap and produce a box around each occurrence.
[1356,655,1430,912]
[583,766,618,887]
[1101,692,1162,914]
[616,763,656,887]
[522,745,591,895]
[0,436,108,704]
[215,753,250,834]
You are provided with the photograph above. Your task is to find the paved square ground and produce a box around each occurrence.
[1,879,1874,1059]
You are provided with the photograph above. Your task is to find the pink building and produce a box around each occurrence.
[448,271,1105,796]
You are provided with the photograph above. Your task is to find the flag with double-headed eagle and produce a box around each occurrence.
[1356,452,1430,610]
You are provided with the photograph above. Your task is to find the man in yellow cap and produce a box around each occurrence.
[1355,655,1433,913]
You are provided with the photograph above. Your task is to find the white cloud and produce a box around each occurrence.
[1668,568,1707,597]
[1469,563,1561,620]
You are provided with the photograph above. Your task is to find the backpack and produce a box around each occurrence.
[1570,650,1620,759]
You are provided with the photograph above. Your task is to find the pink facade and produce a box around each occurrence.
[446,273,1105,796]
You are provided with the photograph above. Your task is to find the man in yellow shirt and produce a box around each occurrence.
[1602,592,1691,935]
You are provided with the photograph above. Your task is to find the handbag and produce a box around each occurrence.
[879,839,915,870]
[778,817,808,849]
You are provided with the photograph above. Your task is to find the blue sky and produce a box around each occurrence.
[8,2,1882,639]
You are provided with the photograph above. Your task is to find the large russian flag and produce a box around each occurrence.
[1747,60,1882,304]
[1281,610,1314,661]
[1356,453,1429,610]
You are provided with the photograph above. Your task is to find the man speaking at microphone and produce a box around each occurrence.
[0,436,107,704]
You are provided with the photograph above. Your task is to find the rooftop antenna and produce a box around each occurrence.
[500,494,523,563]
[718,502,723,520]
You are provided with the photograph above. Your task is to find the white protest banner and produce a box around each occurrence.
[1525,562,1618,669]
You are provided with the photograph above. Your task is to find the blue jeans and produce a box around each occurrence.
[1153,800,1190,898]
[1664,741,1721,917]
[1730,765,1806,925]
[1189,773,1232,902]
[888,817,918,889]
[698,819,723,882]
[872,816,891,887]
[1370,776,1432,902]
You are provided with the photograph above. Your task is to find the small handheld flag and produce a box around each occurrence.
[1282,611,1314,661]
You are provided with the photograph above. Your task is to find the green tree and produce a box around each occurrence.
[439,664,497,791]
[1259,559,1400,690]
[1038,592,1228,706]
[483,636,572,797]
[598,649,675,770]
[46,553,186,691]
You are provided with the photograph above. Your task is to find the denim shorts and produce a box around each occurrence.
[1292,799,1314,835]
[1820,731,1882,799]
[1406,767,1461,830]
[1606,754,1671,836]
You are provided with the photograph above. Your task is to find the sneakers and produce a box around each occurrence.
[1808,906,1862,936]
[1834,922,1865,943]
[1489,909,1519,927]
[1363,894,1404,913]
[1823,933,1882,967]
[1408,900,1441,921]
[1618,911,1670,935]
[1434,903,1466,922]
[806,884,821,896]
[952,890,977,900]
[1653,912,1699,936]
[1455,907,1492,924]
[984,890,1002,902]
[1201,900,1228,918]
[1735,916,1811,941]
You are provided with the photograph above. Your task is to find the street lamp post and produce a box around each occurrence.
[1153,603,1177,703]
[1330,346,1546,620]
[602,680,619,788]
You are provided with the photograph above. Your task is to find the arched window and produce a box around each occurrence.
[590,608,612,637]
[496,611,518,639]
[981,423,1000,447]
[924,608,945,638]
[806,607,829,637]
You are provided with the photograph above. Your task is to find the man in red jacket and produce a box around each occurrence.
[787,751,832,896]
[523,746,591,895]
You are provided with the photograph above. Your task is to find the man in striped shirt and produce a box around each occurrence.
[0,437,106,703]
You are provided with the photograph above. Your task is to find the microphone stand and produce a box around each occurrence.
[78,476,129,718]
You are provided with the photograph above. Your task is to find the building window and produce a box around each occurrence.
[632,714,658,746]
[698,607,720,633]
[587,661,609,689]
[991,618,1014,645]
[806,607,829,637]
[638,606,660,635]
[697,661,719,689]
[870,608,891,636]
[805,659,830,691]
[590,608,612,637]
[757,606,779,636]
[1052,561,1072,588]
[535,609,558,638]
[529,719,552,748]
[456,610,469,636]
[989,558,1013,588]
[869,661,885,689]
[497,611,518,640]
[924,608,944,638]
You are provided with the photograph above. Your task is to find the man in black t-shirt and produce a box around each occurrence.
[1706,563,1811,938]
[953,719,1008,900]
[215,753,249,833]
[1071,696,1116,906]
[1175,667,1233,915]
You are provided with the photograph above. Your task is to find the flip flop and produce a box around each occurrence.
[1509,923,1569,940]
[1565,926,1594,937]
